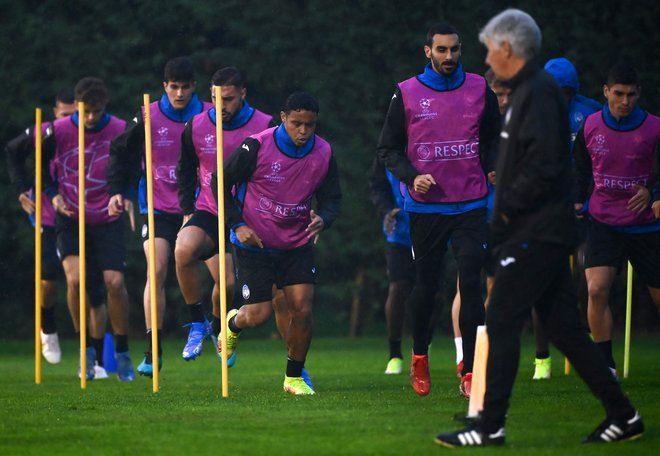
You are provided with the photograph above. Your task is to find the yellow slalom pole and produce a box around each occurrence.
[214,86,229,397]
[35,108,43,385]
[78,102,87,390]
[143,94,159,392]
[623,261,633,379]
[564,255,574,376]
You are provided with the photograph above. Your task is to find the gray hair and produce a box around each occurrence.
[479,9,541,61]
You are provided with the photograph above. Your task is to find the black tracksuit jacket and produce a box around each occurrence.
[490,59,577,251]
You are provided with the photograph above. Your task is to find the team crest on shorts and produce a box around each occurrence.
[242,284,250,300]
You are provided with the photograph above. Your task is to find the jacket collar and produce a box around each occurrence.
[418,62,465,91]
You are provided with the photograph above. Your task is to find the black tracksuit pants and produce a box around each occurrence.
[481,240,635,431]
[408,209,487,374]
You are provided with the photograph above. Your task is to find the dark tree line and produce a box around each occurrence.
[1,0,658,337]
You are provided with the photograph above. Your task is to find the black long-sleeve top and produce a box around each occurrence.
[368,157,396,218]
[106,111,144,198]
[176,120,201,215]
[5,126,37,195]
[490,59,577,249]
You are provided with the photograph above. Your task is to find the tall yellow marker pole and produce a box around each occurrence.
[143,94,159,392]
[623,261,633,379]
[565,255,574,376]
[34,108,43,385]
[78,102,88,389]
[214,86,229,397]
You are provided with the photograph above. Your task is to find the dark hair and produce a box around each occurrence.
[55,87,75,105]
[484,68,505,88]
[164,56,195,83]
[283,91,319,114]
[74,77,108,106]
[211,66,245,88]
[606,62,640,87]
[484,68,496,85]
[426,22,460,46]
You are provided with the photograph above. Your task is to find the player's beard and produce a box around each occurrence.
[432,55,458,76]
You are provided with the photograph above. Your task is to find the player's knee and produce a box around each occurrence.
[174,242,193,265]
[103,272,125,294]
[389,280,412,300]
[289,304,313,324]
[411,282,438,303]
[587,281,610,302]
[65,273,80,290]
[242,304,272,327]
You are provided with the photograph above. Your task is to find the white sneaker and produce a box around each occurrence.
[41,331,62,364]
[94,362,109,379]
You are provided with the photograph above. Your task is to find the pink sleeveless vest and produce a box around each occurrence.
[142,101,212,213]
[399,74,488,204]
[52,115,126,225]
[242,128,332,249]
[584,112,660,226]
[191,109,272,215]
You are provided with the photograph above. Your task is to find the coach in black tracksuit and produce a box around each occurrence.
[435,8,641,448]
[481,57,638,433]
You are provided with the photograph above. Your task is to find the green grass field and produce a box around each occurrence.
[1,334,658,455]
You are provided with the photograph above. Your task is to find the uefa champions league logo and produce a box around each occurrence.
[416,144,431,160]
[265,161,285,183]
[242,284,250,300]
[595,134,606,146]
[204,134,214,145]
[259,197,273,210]
[574,112,584,125]
[157,126,168,137]
[271,162,282,174]
[419,98,431,112]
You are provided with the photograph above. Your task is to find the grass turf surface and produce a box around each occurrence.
[0,334,658,455]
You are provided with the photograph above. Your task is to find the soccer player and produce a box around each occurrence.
[435,9,642,446]
[219,91,341,395]
[42,77,135,381]
[574,62,660,377]
[107,56,211,376]
[449,69,507,377]
[369,157,415,375]
[377,22,500,397]
[175,67,273,362]
[528,57,602,380]
[5,88,109,378]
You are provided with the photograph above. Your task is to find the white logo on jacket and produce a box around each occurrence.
[500,257,516,267]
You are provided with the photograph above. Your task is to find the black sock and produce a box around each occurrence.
[77,332,95,356]
[536,350,550,359]
[596,340,616,368]
[389,339,403,360]
[188,301,206,323]
[286,357,305,378]
[41,306,57,334]
[91,337,104,366]
[228,315,242,334]
[115,334,128,353]
[212,316,221,335]
[145,329,163,356]
[412,342,428,357]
